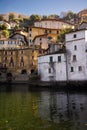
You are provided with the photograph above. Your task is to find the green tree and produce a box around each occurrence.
[29,14,41,25]
[63,11,78,21]
[42,15,48,19]
[48,14,59,19]
[2,30,9,38]
[1,23,8,30]
[57,28,73,43]
[9,13,15,21]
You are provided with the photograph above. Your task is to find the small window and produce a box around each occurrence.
[30,40,32,43]
[73,34,76,38]
[30,28,32,31]
[49,68,51,73]
[49,56,53,62]
[11,51,13,55]
[78,66,82,71]
[71,67,74,72]
[49,30,51,33]
[30,34,31,37]
[40,38,42,41]
[74,45,77,50]
[58,56,61,62]
[57,31,59,34]
[73,55,76,61]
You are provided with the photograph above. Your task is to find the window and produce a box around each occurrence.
[11,51,13,55]
[49,56,53,62]
[58,56,61,62]
[49,68,51,73]
[20,57,24,67]
[30,40,32,43]
[73,34,77,38]
[9,57,14,67]
[74,45,77,50]
[73,55,77,61]
[78,66,82,71]
[30,34,31,37]
[49,30,51,33]
[5,51,7,55]
[30,28,32,31]
[71,67,74,72]
[40,38,42,41]
[57,31,59,34]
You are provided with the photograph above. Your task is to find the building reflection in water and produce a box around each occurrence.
[0,85,87,130]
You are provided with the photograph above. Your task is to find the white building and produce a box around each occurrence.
[66,29,87,81]
[38,43,67,81]
[38,29,87,81]
[34,19,73,29]
[33,34,48,49]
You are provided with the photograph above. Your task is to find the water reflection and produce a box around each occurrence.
[0,84,87,130]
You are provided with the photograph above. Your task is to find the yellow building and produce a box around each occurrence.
[0,37,41,74]
[28,19,74,48]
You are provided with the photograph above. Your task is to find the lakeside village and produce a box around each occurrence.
[0,9,87,87]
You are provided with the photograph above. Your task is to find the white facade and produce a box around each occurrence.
[34,19,73,29]
[38,29,87,81]
[33,36,48,49]
[0,39,23,49]
[66,29,87,81]
[38,53,67,81]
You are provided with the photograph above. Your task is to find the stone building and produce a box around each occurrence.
[38,28,87,81]
[0,37,40,74]
[28,19,74,47]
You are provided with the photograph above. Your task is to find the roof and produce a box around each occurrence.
[28,26,61,31]
[34,18,74,25]
[39,48,66,57]
[65,28,87,35]
[10,33,28,45]
[33,34,48,42]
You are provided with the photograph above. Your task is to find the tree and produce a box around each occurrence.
[9,13,15,21]
[57,28,73,43]
[29,14,41,25]
[48,14,59,19]
[63,11,78,21]
[1,23,8,30]
[2,30,9,38]
[42,15,48,19]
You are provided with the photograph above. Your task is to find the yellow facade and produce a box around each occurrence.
[0,48,39,74]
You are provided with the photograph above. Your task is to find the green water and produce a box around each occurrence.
[0,85,87,130]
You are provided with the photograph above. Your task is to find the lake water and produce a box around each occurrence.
[0,84,87,130]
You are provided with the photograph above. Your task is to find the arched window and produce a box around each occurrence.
[73,55,77,61]
[74,45,77,50]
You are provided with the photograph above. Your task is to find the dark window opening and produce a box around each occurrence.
[73,34,77,38]
[73,55,77,61]
[58,56,61,62]
[74,45,77,50]
[49,56,53,62]
[78,66,82,71]
[71,67,74,72]
[49,68,51,73]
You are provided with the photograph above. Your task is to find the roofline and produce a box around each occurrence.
[65,28,87,35]
[34,18,74,25]
[9,33,28,45]
[33,34,48,42]
[28,26,61,30]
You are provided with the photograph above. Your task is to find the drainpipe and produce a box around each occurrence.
[65,50,68,82]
